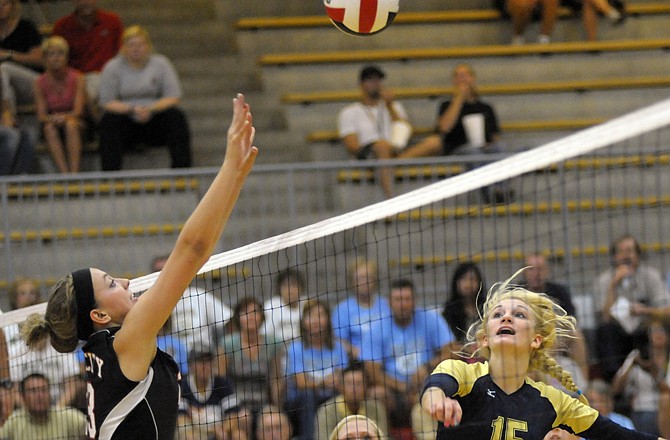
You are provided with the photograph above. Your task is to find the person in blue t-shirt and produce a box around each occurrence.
[587,379,636,430]
[332,257,392,359]
[361,278,456,428]
[285,299,350,440]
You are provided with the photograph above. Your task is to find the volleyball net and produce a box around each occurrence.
[1,97,670,438]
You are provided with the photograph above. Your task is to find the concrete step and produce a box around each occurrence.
[260,48,670,95]
[6,234,178,282]
[109,2,218,24]
[237,14,670,54]
[3,179,200,230]
[191,130,312,166]
[333,159,670,211]
[174,55,262,93]
[189,111,285,134]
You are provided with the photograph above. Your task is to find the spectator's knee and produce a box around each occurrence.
[372,140,395,158]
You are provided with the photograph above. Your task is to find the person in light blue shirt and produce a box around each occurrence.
[156,334,188,376]
[587,379,635,430]
[285,300,350,440]
[361,278,456,428]
[332,257,391,358]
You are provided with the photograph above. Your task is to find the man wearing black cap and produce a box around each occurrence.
[179,346,237,429]
[337,65,411,199]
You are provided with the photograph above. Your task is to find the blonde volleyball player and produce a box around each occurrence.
[21,94,258,439]
[421,270,666,440]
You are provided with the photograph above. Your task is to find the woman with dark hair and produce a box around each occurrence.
[285,299,350,440]
[20,94,257,439]
[442,262,487,344]
[263,268,307,343]
[219,297,283,411]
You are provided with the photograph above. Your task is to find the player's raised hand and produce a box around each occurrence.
[225,93,258,175]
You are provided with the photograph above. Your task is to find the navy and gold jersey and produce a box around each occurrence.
[422,360,657,440]
[83,327,180,440]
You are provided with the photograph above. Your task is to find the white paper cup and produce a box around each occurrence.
[390,120,412,151]
[462,113,486,148]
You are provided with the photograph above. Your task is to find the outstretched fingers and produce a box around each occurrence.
[226,93,258,173]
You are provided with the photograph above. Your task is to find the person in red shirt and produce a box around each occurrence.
[53,0,123,120]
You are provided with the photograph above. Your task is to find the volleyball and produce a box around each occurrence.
[324,0,399,36]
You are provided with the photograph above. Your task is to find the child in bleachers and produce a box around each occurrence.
[34,36,87,173]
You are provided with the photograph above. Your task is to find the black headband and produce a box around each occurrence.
[72,268,95,341]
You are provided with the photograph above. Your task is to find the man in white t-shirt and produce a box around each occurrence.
[337,65,411,199]
[151,255,232,347]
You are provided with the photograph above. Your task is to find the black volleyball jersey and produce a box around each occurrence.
[422,360,657,440]
[83,328,180,440]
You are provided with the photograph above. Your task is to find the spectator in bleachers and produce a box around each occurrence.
[256,404,295,440]
[661,382,670,439]
[7,278,41,311]
[263,268,307,344]
[523,252,589,384]
[328,414,385,440]
[611,319,669,436]
[0,94,34,175]
[337,65,412,199]
[157,316,189,376]
[398,64,510,204]
[495,0,625,44]
[285,299,349,440]
[217,404,254,440]
[179,423,211,440]
[315,360,387,440]
[34,36,87,174]
[56,373,87,415]
[53,0,123,120]
[0,0,43,116]
[219,297,283,411]
[494,0,559,44]
[398,64,500,158]
[0,279,40,383]
[151,254,232,349]
[98,25,191,171]
[582,0,626,41]
[143,256,190,376]
[361,279,455,430]
[6,331,81,403]
[0,378,16,426]
[332,257,391,359]
[441,261,487,349]
[4,278,80,403]
[593,234,670,381]
[0,373,86,440]
[587,378,636,430]
[179,345,238,436]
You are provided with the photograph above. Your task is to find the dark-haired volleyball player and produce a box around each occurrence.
[21,94,258,439]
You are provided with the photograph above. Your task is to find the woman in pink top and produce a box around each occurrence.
[34,36,86,173]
